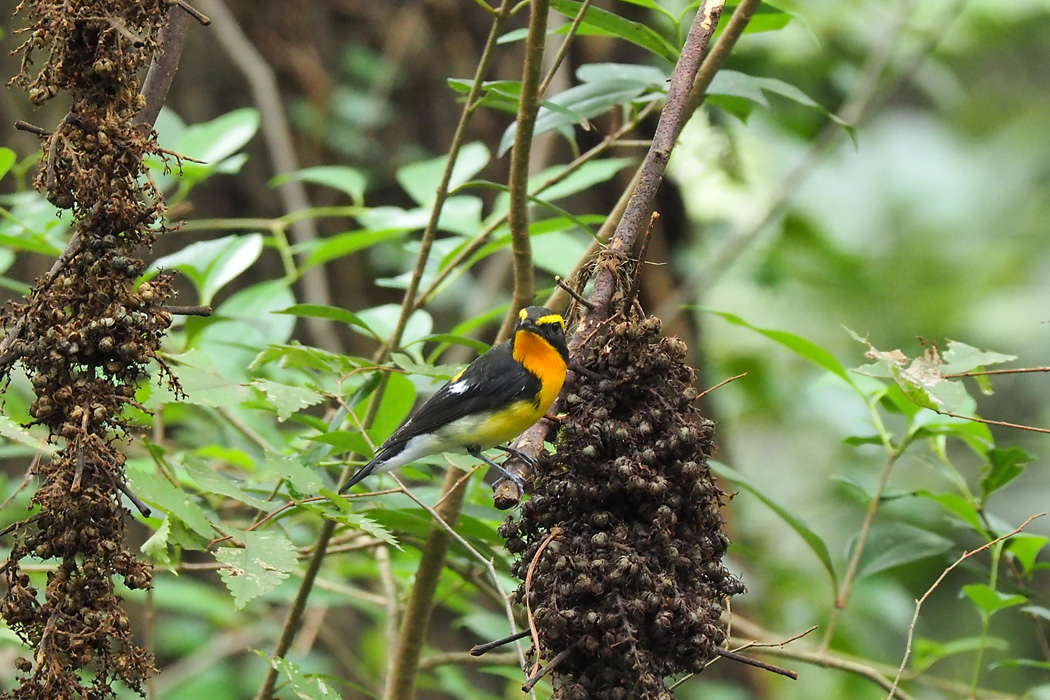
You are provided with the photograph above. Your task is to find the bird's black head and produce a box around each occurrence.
[516,306,569,362]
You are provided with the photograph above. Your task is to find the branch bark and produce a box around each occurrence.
[494,0,727,504]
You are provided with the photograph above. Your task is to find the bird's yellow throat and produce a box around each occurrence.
[512,328,567,408]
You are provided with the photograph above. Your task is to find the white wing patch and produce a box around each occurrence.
[447,380,470,395]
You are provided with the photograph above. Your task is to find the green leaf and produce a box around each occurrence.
[272,165,368,205]
[913,635,1008,672]
[249,343,363,375]
[550,0,679,63]
[915,490,986,534]
[980,446,1032,502]
[962,583,1027,618]
[525,156,638,204]
[216,530,298,609]
[356,304,433,348]
[396,142,490,207]
[317,488,400,548]
[707,310,857,389]
[126,471,215,538]
[300,228,408,270]
[714,2,793,34]
[269,657,344,700]
[141,517,176,566]
[851,522,954,582]
[263,452,324,495]
[174,108,260,165]
[0,147,16,182]
[499,78,651,156]
[253,379,325,421]
[169,351,249,408]
[992,658,1050,672]
[184,458,277,511]
[275,303,378,338]
[941,340,1017,375]
[0,414,54,453]
[711,460,837,591]
[149,233,264,305]
[707,70,851,136]
[1007,534,1048,575]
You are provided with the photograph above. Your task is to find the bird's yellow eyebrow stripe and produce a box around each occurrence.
[535,314,564,329]
[519,308,529,321]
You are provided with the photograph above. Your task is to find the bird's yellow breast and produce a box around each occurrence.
[512,328,568,412]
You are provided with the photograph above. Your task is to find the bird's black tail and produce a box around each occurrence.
[338,456,379,494]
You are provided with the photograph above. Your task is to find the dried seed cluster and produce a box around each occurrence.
[1,1,174,698]
[501,314,745,700]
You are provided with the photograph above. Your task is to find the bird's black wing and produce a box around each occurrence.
[379,342,539,449]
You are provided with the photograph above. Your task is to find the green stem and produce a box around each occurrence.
[499,0,551,338]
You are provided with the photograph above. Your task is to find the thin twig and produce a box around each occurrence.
[522,639,581,692]
[419,651,520,670]
[524,529,560,676]
[939,410,1050,435]
[553,276,594,310]
[14,121,50,137]
[886,513,1044,700]
[537,0,594,97]
[622,211,660,314]
[471,629,531,656]
[695,372,747,400]
[177,0,212,25]
[714,648,798,680]
[942,366,1050,378]
[823,449,900,651]
[162,305,212,316]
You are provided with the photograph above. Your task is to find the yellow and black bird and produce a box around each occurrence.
[339,306,569,493]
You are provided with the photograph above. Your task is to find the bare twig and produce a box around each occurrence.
[14,121,50,137]
[522,639,581,692]
[939,410,1050,435]
[823,449,900,651]
[886,514,1045,700]
[942,366,1050,378]
[713,648,798,680]
[471,629,532,656]
[135,5,189,127]
[419,650,520,670]
[622,211,660,314]
[696,372,747,400]
[177,0,211,25]
[524,529,560,676]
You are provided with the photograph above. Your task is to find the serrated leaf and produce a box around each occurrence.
[249,343,364,375]
[184,458,277,511]
[141,517,175,566]
[1007,534,1048,575]
[170,354,249,408]
[269,657,344,700]
[253,379,325,421]
[317,488,400,548]
[272,165,368,205]
[962,583,1027,618]
[851,522,954,582]
[126,472,215,538]
[264,452,324,495]
[215,530,298,609]
[711,460,837,591]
